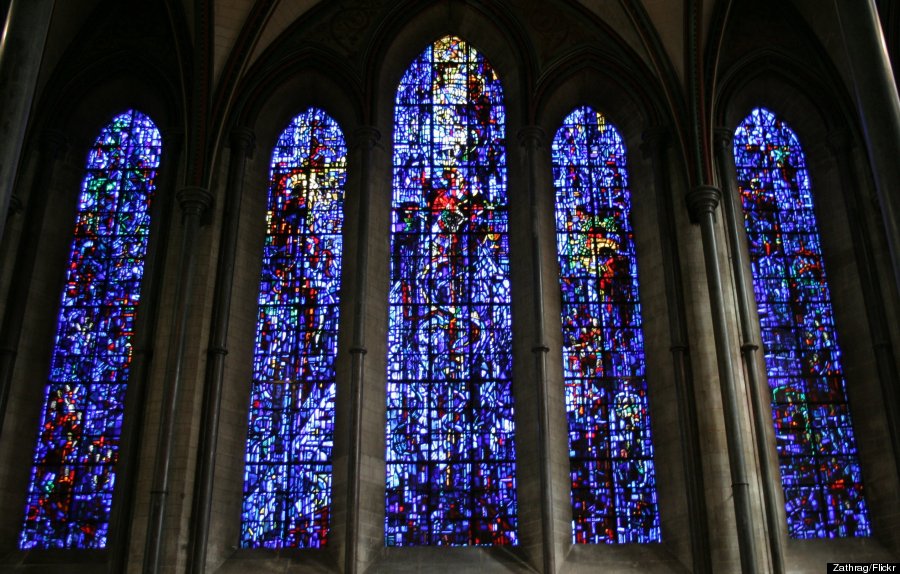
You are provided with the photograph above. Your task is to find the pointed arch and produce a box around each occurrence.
[19,110,161,549]
[733,107,870,538]
[240,108,347,549]
[385,35,518,547]
[551,106,661,544]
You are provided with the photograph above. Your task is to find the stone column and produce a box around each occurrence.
[0,129,65,436]
[518,125,563,574]
[0,0,56,241]
[714,129,785,574]
[834,0,900,299]
[187,129,254,574]
[641,128,711,574]
[143,186,213,574]
[345,126,380,574]
[686,185,761,574]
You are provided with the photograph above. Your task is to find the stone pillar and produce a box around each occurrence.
[518,125,563,574]
[143,186,213,574]
[0,0,56,241]
[834,0,900,299]
[713,129,785,574]
[345,126,380,574]
[187,129,254,574]
[641,128,711,574]
[0,129,65,436]
[686,185,761,574]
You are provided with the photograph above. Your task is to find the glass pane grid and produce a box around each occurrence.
[386,35,518,547]
[552,106,661,544]
[733,107,870,539]
[240,109,346,549]
[20,110,160,550]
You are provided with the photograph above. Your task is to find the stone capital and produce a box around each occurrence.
[686,185,721,224]
[176,186,213,217]
[713,127,734,152]
[517,126,545,149]
[230,128,255,156]
[353,126,382,150]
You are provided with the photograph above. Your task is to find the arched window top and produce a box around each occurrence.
[734,107,812,195]
[270,110,347,180]
[551,105,661,544]
[733,106,871,539]
[393,34,506,208]
[86,110,163,171]
[385,35,518,547]
[240,107,347,549]
[395,34,504,109]
[20,109,161,550]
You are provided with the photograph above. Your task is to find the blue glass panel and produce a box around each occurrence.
[386,35,518,547]
[20,110,161,549]
[240,108,346,548]
[552,106,661,544]
[734,107,870,538]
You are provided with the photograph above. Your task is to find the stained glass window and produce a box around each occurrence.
[240,108,346,549]
[385,35,518,547]
[733,107,870,538]
[551,107,661,544]
[19,110,161,549]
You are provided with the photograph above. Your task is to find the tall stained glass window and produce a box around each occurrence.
[240,108,346,548]
[734,107,870,538]
[386,35,518,546]
[552,107,661,544]
[19,110,161,549]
